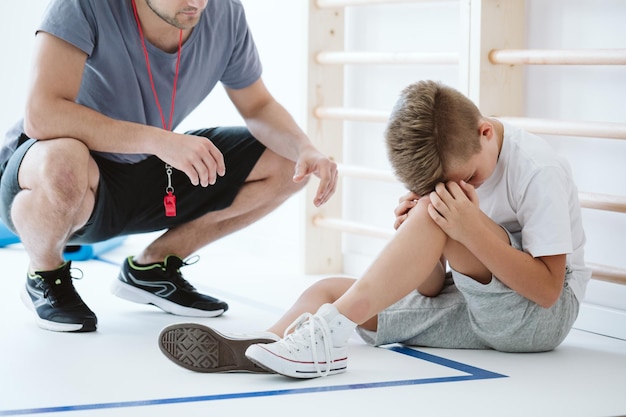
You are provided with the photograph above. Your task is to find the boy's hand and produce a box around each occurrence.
[394,191,420,230]
[427,181,482,243]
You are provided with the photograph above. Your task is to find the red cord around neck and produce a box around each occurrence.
[131,0,183,131]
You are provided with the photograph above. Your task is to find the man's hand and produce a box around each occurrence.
[293,147,337,206]
[427,181,482,244]
[158,133,226,187]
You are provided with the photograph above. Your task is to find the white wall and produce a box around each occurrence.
[1,1,49,135]
[2,1,624,338]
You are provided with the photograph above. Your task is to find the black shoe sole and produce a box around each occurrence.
[112,280,227,318]
[158,323,276,373]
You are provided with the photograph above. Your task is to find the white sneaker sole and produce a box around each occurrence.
[111,280,225,318]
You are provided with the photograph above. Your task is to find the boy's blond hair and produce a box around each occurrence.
[385,80,483,196]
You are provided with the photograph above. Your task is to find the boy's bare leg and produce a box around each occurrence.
[242,199,448,377]
[263,198,450,336]
[238,198,516,378]
[266,277,356,336]
[415,256,447,297]
[333,198,447,325]
[261,195,512,338]
[333,198,512,326]
[442,210,511,284]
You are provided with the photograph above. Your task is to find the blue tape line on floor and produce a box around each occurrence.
[0,346,507,416]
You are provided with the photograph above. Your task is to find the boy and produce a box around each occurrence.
[158,80,590,378]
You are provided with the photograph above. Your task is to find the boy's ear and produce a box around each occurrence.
[478,120,493,138]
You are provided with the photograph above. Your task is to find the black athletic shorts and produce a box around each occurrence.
[0,127,266,244]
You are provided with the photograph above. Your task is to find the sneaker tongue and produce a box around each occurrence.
[35,262,72,284]
[315,304,356,347]
[164,255,184,270]
[36,264,84,307]
[316,303,339,321]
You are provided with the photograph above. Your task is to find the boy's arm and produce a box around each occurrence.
[429,181,566,308]
[462,217,566,308]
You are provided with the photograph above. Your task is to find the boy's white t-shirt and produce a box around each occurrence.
[476,121,591,302]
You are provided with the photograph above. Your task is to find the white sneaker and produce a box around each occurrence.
[245,304,356,378]
[159,323,280,373]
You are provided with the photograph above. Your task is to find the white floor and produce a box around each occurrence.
[0,233,625,417]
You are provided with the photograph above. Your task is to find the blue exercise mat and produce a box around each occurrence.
[0,221,125,261]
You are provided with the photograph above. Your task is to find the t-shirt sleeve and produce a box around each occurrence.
[38,0,96,57]
[518,166,574,258]
[219,4,262,90]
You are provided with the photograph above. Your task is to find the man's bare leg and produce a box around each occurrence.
[11,139,98,273]
[134,149,305,264]
[11,139,99,332]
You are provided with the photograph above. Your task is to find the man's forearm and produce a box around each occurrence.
[24,98,164,155]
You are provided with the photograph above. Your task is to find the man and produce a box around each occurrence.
[0,0,337,333]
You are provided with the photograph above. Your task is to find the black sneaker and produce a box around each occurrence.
[112,255,228,317]
[21,261,97,332]
[158,323,279,373]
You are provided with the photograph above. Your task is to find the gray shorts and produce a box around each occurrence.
[356,230,580,353]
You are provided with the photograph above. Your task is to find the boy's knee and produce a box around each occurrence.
[404,195,433,224]
[410,195,434,212]
[305,277,355,301]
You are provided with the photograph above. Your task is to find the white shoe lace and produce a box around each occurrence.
[283,312,333,377]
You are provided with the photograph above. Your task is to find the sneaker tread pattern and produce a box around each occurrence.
[159,323,274,373]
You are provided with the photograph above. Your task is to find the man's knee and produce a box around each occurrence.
[253,150,306,195]
[19,138,94,202]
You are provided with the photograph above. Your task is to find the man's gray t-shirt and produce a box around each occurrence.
[2,0,262,164]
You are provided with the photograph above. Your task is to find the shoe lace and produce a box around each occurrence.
[283,312,333,377]
[41,267,84,306]
[164,255,199,292]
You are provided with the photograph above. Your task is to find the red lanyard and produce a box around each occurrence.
[131,0,182,217]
